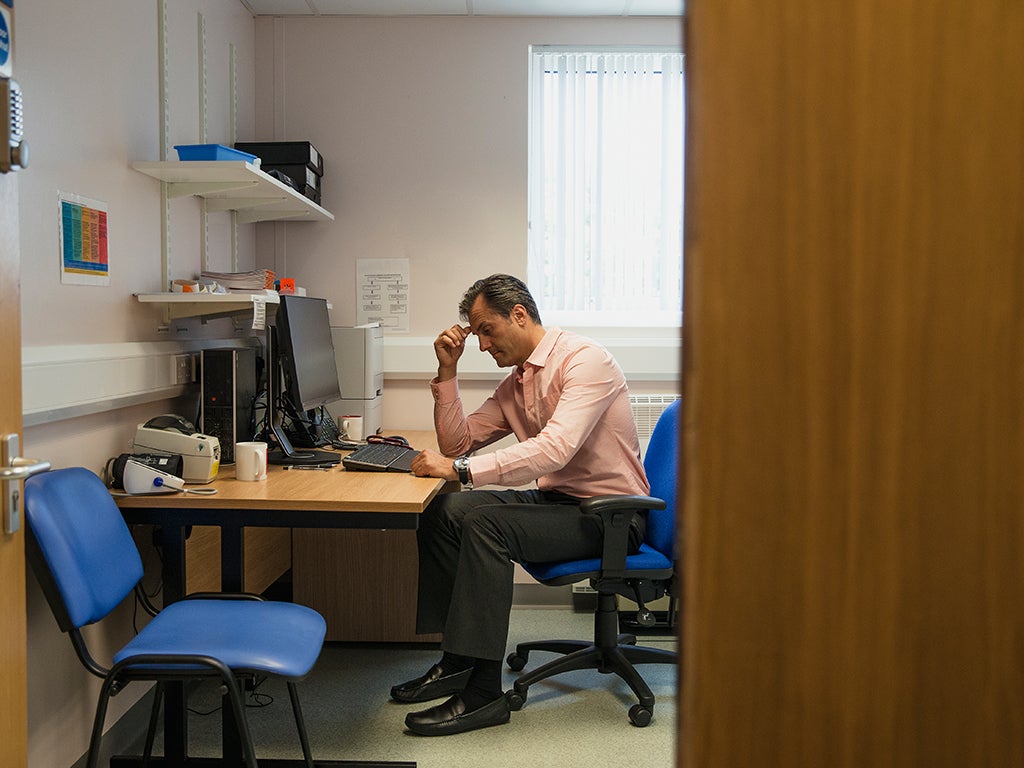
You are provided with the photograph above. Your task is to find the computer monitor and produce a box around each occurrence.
[274,295,342,425]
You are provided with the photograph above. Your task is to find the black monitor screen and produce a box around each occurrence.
[274,295,342,413]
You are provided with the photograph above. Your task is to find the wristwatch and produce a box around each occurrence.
[453,456,472,489]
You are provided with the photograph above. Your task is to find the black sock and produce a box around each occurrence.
[459,658,503,710]
[438,651,474,675]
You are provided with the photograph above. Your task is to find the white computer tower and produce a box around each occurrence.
[329,324,383,437]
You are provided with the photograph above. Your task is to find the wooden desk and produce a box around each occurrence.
[118,459,445,602]
[290,430,449,643]
[115,458,445,768]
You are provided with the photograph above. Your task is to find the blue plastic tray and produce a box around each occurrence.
[173,144,259,163]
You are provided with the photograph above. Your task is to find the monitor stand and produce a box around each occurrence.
[267,420,340,466]
[283,407,330,449]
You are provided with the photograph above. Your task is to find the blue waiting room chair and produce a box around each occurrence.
[24,467,327,767]
[507,399,680,726]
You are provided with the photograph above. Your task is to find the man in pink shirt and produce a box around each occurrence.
[394,274,649,736]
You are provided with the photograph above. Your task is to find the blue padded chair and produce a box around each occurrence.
[506,399,680,727]
[24,467,327,768]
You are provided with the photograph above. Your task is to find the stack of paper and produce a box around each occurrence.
[200,269,276,291]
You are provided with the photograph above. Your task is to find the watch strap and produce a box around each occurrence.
[454,456,471,486]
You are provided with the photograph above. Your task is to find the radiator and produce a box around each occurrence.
[631,393,681,454]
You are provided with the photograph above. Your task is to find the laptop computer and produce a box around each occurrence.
[268,421,341,466]
[342,441,420,473]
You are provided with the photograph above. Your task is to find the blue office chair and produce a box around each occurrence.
[506,399,680,727]
[24,467,327,768]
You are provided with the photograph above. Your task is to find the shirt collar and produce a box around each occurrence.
[517,327,561,376]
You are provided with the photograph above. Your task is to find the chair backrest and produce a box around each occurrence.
[24,467,144,632]
[642,398,681,560]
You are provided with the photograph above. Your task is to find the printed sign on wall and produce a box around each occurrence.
[58,191,109,286]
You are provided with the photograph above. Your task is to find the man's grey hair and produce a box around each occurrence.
[458,274,542,325]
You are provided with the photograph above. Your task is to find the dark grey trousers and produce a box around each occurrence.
[415,488,644,660]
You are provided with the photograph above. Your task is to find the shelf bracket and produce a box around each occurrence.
[204,195,288,213]
[238,209,313,224]
[166,180,260,198]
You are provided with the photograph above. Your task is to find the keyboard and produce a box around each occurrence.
[342,442,419,473]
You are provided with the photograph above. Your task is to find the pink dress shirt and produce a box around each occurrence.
[429,328,650,499]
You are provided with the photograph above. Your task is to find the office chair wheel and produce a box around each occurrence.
[505,689,526,711]
[628,704,653,727]
[506,651,528,672]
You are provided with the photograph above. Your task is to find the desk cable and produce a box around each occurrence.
[110,487,219,497]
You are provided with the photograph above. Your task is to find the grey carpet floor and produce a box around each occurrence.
[180,607,678,768]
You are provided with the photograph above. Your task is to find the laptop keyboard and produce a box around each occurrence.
[343,442,415,471]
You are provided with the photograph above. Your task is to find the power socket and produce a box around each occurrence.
[172,354,194,384]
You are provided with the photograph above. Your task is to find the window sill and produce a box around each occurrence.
[383,331,681,382]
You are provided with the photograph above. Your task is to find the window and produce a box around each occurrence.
[528,47,685,327]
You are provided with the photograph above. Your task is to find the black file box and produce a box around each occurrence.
[262,163,320,191]
[234,141,324,175]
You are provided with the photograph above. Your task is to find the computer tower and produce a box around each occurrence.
[200,347,257,464]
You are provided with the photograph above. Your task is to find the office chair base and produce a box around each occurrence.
[507,590,676,726]
[507,640,675,727]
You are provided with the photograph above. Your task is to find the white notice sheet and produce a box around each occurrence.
[356,258,410,332]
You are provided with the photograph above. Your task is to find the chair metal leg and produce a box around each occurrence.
[287,682,316,768]
[87,675,120,768]
[220,674,260,767]
[142,682,164,767]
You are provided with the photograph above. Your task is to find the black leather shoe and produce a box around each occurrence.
[405,693,511,736]
[390,665,473,704]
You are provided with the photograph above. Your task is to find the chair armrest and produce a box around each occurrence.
[579,495,666,577]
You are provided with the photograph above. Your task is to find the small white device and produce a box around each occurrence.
[132,416,220,484]
[123,459,186,495]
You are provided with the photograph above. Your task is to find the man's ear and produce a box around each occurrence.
[510,304,529,327]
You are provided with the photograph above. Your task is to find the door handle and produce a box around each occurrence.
[1,434,50,534]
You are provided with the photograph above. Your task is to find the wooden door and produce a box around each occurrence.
[682,1,1024,766]
[0,122,27,765]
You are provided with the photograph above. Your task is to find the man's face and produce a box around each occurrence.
[467,295,527,368]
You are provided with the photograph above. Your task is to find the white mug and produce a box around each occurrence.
[235,441,268,481]
[342,416,364,442]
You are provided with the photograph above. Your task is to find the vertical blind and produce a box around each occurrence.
[528,48,685,325]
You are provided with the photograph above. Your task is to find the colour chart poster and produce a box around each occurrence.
[59,191,109,286]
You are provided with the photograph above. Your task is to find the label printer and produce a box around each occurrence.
[132,415,220,484]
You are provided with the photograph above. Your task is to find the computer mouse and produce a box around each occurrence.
[143,414,197,434]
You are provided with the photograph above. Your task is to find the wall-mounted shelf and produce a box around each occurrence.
[132,160,334,223]
[136,290,280,321]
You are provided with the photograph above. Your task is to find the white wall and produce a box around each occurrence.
[252,16,683,430]
[16,3,256,766]
[13,8,681,766]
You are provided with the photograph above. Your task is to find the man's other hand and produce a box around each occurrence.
[434,324,470,380]
[410,448,459,481]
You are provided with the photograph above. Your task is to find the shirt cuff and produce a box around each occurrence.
[429,376,460,404]
[468,452,499,488]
